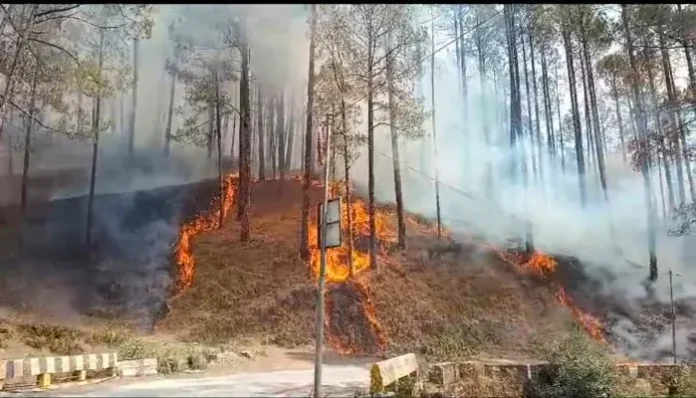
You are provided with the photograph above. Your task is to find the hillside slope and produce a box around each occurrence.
[159,176,590,360]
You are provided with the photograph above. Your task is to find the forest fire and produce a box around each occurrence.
[494,247,606,343]
[307,181,392,353]
[173,174,239,295]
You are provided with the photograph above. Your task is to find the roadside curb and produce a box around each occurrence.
[0,353,159,392]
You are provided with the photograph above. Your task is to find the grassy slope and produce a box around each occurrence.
[161,178,578,361]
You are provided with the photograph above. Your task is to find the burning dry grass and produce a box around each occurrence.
[161,177,585,360]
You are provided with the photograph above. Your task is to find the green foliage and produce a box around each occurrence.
[524,329,615,398]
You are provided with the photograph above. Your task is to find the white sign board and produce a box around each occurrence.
[318,197,342,248]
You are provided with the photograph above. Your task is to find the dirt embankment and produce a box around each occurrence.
[1,175,587,365]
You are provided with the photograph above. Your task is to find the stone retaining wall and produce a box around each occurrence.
[428,361,693,397]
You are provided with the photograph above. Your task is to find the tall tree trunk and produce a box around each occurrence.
[86,29,105,248]
[582,31,619,252]
[268,98,277,179]
[215,72,224,229]
[579,42,595,186]
[257,84,265,180]
[529,28,544,190]
[230,114,237,161]
[660,32,686,204]
[387,35,406,250]
[562,24,586,205]
[475,10,493,199]
[554,61,565,173]
[430,11,442,240]
[610,77,627,162]
[164,70,176,157]
[276,93,286,187]
[521,32,538,184]
[300,3,317,261]
[239,47,252,242]
[642,37,675,211]
[207,105,214,159]
[367,29,378,269]
[128,38,139,155]
[19,64,38,248]
[540,49,556,160]
[285,103,295,171]
[458,5,470,179]
[622,4,658,282]
[340,101,354,277]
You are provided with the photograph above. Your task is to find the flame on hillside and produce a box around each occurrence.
[174,174,239,295]
[493,248,606,343]
[308,181,392,354]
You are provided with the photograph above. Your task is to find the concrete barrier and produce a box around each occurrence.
[427,359,695,396]
[1,353,117,390]
[118,358,158,378]
[370,353,419,394]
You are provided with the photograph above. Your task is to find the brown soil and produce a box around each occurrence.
[159,177,578,361]
[0,175,580,363]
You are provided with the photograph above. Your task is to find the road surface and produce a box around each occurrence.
[38,365,369,397]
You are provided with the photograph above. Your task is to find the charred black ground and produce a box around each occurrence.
[0,178,220,325]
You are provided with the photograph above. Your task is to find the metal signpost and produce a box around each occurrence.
[668,270,681,365]
[313,119,341,398]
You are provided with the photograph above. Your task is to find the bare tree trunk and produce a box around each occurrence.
[215,72,224,229]
[387,35,406,250]
[300,4,317,261]
[521,32,538,184]
[276,92,286,191]
[622,4,658,282]
[239,47,252,242]
[475,10,493,199]
[86,29,105,248]
[529,28,544,190]
[128,38,139,155]
[367,27,379,269]
[582,31,619,252]
[285,103,295,171]
[268,98,276,179]
[340,101,354,277]
[19,64,38,248]
[562,24,586,206]
[430,12,442,241]
[610,78,627,162]
[206,104,214,159]
[642,37,675,211]
[554,61,565,173]
[579,43,595,188]
[660,32,686,204]
[164,70,176,156]
[257,84,265,180]
[540,49,555,160]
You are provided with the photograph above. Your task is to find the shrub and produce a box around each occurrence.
[525,328,615,398]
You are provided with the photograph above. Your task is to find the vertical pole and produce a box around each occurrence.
[669,270,677,365]
[430,7,442,240]
[313,115,332,398]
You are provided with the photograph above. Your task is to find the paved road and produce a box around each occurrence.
[44,365,369,397]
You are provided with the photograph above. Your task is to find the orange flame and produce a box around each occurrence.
[308,180,394,353]
[493,247,606,343]
[174,174,238,295]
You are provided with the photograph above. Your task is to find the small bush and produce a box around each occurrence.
[659,366,696,397]
[524,328,615,398]
[0,323,13,349]
[118,338,153,360]
[87,327,132,347]
[17,324,84,355]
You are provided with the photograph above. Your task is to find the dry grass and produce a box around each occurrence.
[162,178,578,360]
